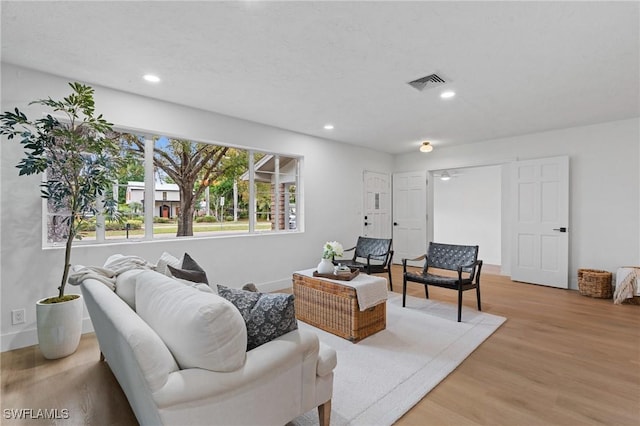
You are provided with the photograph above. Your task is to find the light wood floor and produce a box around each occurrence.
[2,266,639,425]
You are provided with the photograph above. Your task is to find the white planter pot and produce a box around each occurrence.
[36,295,83,359]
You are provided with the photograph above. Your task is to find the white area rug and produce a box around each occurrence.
[290,293,506,426]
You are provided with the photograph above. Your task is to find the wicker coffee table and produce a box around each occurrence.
[292,269,387,342]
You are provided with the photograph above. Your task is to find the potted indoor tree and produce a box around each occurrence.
[0,82,121,359]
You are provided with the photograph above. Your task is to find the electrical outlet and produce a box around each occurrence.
[11,309,25,325]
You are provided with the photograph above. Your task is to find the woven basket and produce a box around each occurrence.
[292,273,386,342]
[578,268,612,298]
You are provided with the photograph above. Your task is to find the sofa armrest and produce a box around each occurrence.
[152,328,327,408]
[81,279,179,393]
[81,278,179,426]
[317,342,337,377]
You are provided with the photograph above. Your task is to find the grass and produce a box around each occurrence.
[91,220,273,238]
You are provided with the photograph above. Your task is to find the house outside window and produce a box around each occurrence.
[241,154,299,232]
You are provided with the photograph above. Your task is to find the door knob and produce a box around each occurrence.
[393,222,398,226]
[552,227,567,232]
[364,222,369,226]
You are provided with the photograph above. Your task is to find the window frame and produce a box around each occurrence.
[42,128,303,248]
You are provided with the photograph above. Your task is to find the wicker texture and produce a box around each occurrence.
[578,268,612,298]
[293,273,386,342]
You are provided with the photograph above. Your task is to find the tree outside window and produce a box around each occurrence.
[71,131,301,242]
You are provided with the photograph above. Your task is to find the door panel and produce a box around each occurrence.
[510,156,569,288]
[392,171,427,265]
[363,171,391,238]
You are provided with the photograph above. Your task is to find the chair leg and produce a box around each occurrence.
[424,284,429,299]
[476,284,482,311]
[457,289,463,322]
[402,278,407,307]
[388,269,393,292]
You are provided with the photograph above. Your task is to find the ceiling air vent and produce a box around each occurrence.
[408,73,446,92]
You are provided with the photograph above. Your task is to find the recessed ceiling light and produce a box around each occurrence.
[440,90,455,99]
[143,74,161,83]
[324,124,334,130]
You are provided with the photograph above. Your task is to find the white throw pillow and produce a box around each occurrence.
[135,271,247,372]
[104,253,125,266]
[155,252,181,276]
[115,269,146,309]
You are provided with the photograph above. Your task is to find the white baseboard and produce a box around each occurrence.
[256,277,293,293]
[1,317,94,353]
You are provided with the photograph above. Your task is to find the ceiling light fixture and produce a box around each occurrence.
[419,141,433,153]
[323,124,334,130]
[143,74,161,83]
[440,90,455,99]
[440,171,451,181]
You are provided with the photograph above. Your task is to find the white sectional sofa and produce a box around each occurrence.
[80,268,336,426]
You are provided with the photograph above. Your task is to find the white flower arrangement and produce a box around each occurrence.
[322,241,344,259]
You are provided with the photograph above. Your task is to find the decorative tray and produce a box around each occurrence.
[313,268,360,281]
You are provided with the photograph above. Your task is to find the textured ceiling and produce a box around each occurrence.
[2,1,639,154]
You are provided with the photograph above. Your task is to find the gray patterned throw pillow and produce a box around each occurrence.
[217,285,298,351]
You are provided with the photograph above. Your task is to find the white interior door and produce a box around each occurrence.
[510,156,569,288]
[363,171,391,238]
[392,171,427,265]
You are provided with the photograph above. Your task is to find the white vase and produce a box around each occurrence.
[317,258,335,274]
[36,295,84,359]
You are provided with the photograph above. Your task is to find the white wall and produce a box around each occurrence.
[2,64,638,352]
[433,165,502,265]
[0,64,393,351]
[395,117,640,286]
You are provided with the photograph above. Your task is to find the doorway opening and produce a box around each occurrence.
[432,165,502,273]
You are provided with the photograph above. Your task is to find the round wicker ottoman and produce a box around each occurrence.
[577,268,612,298]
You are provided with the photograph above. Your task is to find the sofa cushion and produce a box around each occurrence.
[116,269,215,310]
[155,252,181,276]
[217,285,298,351]
[115,269,146,309]
[173,277,216,294]
[136,271,247,372]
